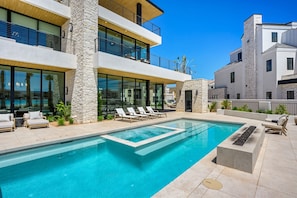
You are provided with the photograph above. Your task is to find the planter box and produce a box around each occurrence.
[219,110,268,121]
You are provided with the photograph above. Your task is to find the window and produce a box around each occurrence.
[266,60,272,72]
[287,91,294,99]
[266,92,272,99]
[238,52,242,62]
[230,72,235,83]
[272,32,278,42]
[287,58,294,70]
[236,93,240,99]
[226,94,230,99]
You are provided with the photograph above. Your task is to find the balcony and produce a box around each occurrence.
[95,37,192,77]
[99,0,161,35]
[0,21,75,54]
[0,21,76,70]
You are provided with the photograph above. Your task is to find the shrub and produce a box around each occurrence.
[47,115,55,122]
[98,115,104,121]
[238,104,250,112]
[69,117,74,124]
[274,104,288,114]
[221,100,231,110]
[56,101,71,121]
[209,102,217,112]
[106,114,114,120]
[232,106,238,110]
[57,117,65,126]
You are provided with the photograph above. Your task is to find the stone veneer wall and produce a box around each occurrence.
[176,79,208,113]
[242,15,262,99]
[68,0,98,123]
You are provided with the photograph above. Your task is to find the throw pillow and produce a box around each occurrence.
[0,114,10,122]
[29,111,41,119]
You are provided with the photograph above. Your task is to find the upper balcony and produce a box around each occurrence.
[0,0,70,26]
[94,37,192,83]
[99,0,162,35]
[0,21,76,70]
[98,0,162,46]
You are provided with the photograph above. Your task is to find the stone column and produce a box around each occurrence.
[69,0,98,123]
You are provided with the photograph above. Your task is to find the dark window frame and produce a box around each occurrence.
[230,72,235,83]
[266,59,272,72]
[287,57,294,70]
[287,91,294,99]
[272,32,278,42]
[266,92,272,99]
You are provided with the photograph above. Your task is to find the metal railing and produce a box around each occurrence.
[0,20,75,54]
[95,37,192,75]
[99,0,161,35]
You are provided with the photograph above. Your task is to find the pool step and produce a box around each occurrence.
[0,138,105,168]
[135,124,210,156]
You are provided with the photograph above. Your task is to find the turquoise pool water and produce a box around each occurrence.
[0,119,242,198]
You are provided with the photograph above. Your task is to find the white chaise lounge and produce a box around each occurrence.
[127,107,149,120]
[115,108,139,122]
[146,106,167,117]
[0,113,15,132]
[24,111,49,129]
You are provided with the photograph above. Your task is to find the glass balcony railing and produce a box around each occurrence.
[99,0,161,35]
[95,37,192,75]
[0,20,75,54]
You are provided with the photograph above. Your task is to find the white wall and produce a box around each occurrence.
[230,48,242,63]
[214,61,244,99]
[261,26,290,52]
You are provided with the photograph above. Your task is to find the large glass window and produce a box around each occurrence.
[123,35,135,59]
[135,79,147,107]
[287,58,294,70]
[266,60,272,72]
[0,66,11,112]
[106,29,121,56]
[0,8,7,37]
[266,92,272,99]
[98,26,106,52]
[42,71,64,114]
[11,13,38,45]
[107,75,122,114]
[98,74,107,116]
[14,68,41,112]
[39,21,61,51]
[149,83,164,110]
[136,40,148,62]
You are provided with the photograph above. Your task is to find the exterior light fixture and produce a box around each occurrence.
[69,23,73,32]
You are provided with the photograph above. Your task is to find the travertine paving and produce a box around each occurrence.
[0,112,296,198]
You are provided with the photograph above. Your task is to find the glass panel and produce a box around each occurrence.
[42,71,64,115]
[0,8,7,37]
[107,75,122,115]
[38,21,61,50]
[155,84,163,110]
[98,25,106,52]
[98,74,107,116]
[11,13,37,30]
[106,29,121,56]
[0,65,11,112]
[136,40,148,61]
[123,77,135,108]
[14,68,40,114]
[123,35,135,59]
[135,79,147,107]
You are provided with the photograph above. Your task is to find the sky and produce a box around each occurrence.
[150,0,297,80]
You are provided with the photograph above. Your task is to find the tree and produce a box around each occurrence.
[175,56,194,75]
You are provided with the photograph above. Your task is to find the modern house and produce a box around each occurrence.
[211,14,297,100]
[0,0,191,123]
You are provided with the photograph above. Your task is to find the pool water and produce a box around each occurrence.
[0,119,242,198]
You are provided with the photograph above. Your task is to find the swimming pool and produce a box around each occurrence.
[0,119,242,197]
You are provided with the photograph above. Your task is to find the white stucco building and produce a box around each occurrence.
[212,14,297,100]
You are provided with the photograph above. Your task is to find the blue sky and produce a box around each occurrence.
[150,0,297,80]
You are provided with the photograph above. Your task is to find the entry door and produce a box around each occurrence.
[185,90,192,112]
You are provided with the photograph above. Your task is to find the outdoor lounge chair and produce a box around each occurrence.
[115,108,139,122]
[146,106,167,117]
[265,114,288,124]
[262,115,288,136]
[0,113,15,132]
[127,107,149,120]
[137,107,157,118]
[24,111,49,129]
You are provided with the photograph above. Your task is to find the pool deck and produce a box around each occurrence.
[0,112,296,197]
